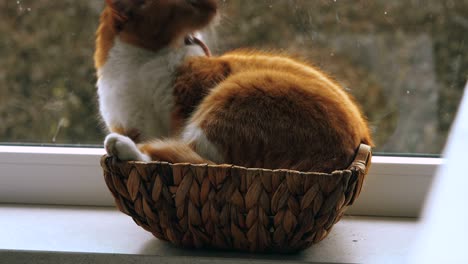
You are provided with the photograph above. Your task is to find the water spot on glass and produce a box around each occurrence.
[16,0,31,13]
[16,0,24,12]
[52,117,70,143]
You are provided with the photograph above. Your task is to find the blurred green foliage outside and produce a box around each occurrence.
[0,0,466,154]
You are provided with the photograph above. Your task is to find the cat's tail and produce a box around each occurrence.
[139,139,214,164]
[104,133,214,164]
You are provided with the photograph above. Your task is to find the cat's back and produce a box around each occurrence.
[199,50,364,115]
[183,51,372,172]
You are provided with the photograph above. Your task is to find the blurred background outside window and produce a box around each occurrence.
[0,0,466,156]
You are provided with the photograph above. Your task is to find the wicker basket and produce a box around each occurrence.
[100,144,371,253]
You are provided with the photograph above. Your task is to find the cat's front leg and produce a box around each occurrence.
[104,133,151,162]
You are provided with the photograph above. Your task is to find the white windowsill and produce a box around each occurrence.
[0,204,418,264]
[0,148,433,263]
[0,146,441,218]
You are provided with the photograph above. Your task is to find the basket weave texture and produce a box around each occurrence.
[101,144,371,253]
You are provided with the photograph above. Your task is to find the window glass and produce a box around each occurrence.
[1,0,466,155]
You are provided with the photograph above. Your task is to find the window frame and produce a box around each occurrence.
[3,1,464,219]
[0,145,441,217]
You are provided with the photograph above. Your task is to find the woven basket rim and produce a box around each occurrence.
[102,144,372,175]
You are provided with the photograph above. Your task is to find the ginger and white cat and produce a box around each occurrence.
[95,0,372,173]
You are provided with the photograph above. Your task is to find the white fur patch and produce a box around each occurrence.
[182,122,223,164]
[97,38,205,140]
[104,133,150,162]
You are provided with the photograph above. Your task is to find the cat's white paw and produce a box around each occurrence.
[104,133,150,162]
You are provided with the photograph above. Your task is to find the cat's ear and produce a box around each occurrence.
[105,0,144,29]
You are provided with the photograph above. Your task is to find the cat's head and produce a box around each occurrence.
[104,0,218,51]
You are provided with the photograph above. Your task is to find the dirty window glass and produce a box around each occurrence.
[1,0,466,155]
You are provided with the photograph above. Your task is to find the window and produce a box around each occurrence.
[1,1,104,146]
[1,1,465,216]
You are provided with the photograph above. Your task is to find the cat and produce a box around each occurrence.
[95,0,373,173]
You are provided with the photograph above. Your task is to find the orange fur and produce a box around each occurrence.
[94,6,116,69]
[139,139,212,164]
[95,0,217,70]
[171,54,372,172]
[110,125,141,142]
[171,57,232,134]
[96,0,372,173]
